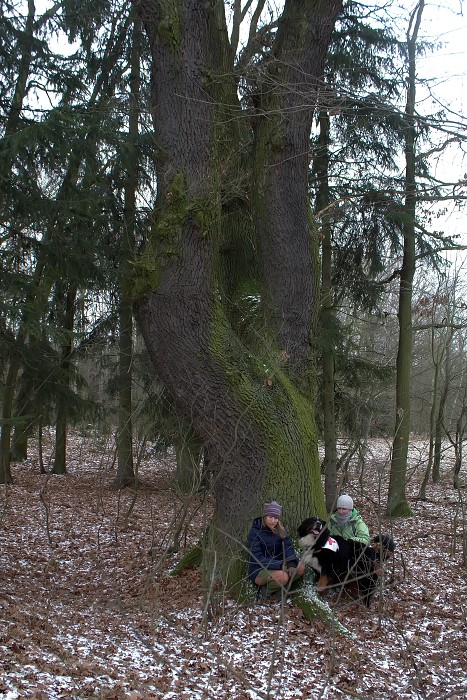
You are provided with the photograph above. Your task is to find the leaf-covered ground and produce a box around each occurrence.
[1,434,466,700]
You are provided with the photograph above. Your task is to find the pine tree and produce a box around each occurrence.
[0,0,133,481]
[310,5,404,509]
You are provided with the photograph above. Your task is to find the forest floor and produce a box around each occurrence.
[0,433,466,700]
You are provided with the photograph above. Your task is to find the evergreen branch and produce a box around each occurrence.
[33,1,63,32]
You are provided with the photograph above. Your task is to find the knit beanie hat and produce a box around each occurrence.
[336,494,353,510]
[263,501,282,518]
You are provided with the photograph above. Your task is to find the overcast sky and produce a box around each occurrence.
[414,2,466,248]
[419,2,466,112]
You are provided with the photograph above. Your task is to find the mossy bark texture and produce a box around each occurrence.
[135,0,342,581]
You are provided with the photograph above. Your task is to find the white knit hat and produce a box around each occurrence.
[336,494,353,510]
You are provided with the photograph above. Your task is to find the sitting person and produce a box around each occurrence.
[328,494,370,546]
[247,500,305,600]
[298,496,393,606]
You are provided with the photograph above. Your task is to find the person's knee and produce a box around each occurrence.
[255,569,294,588]
[271,570,289,585]
[254,572,269,586]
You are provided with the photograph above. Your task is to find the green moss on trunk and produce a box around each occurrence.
[170,543,203,576]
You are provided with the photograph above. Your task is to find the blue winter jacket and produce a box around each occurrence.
[247,517,299,583]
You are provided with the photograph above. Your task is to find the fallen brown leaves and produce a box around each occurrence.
[0,433,466,699]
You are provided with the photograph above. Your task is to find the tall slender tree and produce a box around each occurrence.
[310,7,404,509]
[115,13,142,488]
[387,0,425,516]
[314,109,338,511]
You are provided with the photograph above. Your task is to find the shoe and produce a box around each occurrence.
[256,587,269,603]
[256,588,281,604]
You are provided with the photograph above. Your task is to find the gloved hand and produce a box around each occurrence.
[287,566,297,579]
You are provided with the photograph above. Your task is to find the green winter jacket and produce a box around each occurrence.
[328,508,370,545]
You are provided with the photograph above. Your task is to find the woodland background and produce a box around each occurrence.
[1,0,467,696]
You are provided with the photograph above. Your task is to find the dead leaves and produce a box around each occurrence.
[0,433,466,699]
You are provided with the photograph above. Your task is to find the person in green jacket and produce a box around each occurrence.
[328,494,370,545]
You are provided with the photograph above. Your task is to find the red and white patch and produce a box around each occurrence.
[322,536,339,552]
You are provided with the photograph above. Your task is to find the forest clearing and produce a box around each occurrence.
[1,433,466,700]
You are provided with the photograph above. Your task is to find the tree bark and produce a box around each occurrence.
[453,405,466,490]
[174,428,204,494]
[115,14,141,489]
[419,323,441,500]
[432,335,451,484]
[387,1,425,517]
[314,109,338,511]
[51,283,78,475]
[134,0,342,578]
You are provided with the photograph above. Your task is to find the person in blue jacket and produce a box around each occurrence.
[247,500,304,598]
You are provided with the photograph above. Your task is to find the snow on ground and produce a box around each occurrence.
[0,434,466,699]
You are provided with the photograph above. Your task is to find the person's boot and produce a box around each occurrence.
[266,580,284,601]
[256,586,269,603]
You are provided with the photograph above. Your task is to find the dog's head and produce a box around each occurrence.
[298,517,325,550]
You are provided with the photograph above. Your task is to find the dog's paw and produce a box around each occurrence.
[316,574,330,591]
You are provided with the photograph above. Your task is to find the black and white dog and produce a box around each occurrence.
[298,517,395,607]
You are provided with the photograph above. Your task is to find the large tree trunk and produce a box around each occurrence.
[387,1,425,517]
[11,419,30,462]
[135,0,342,580]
